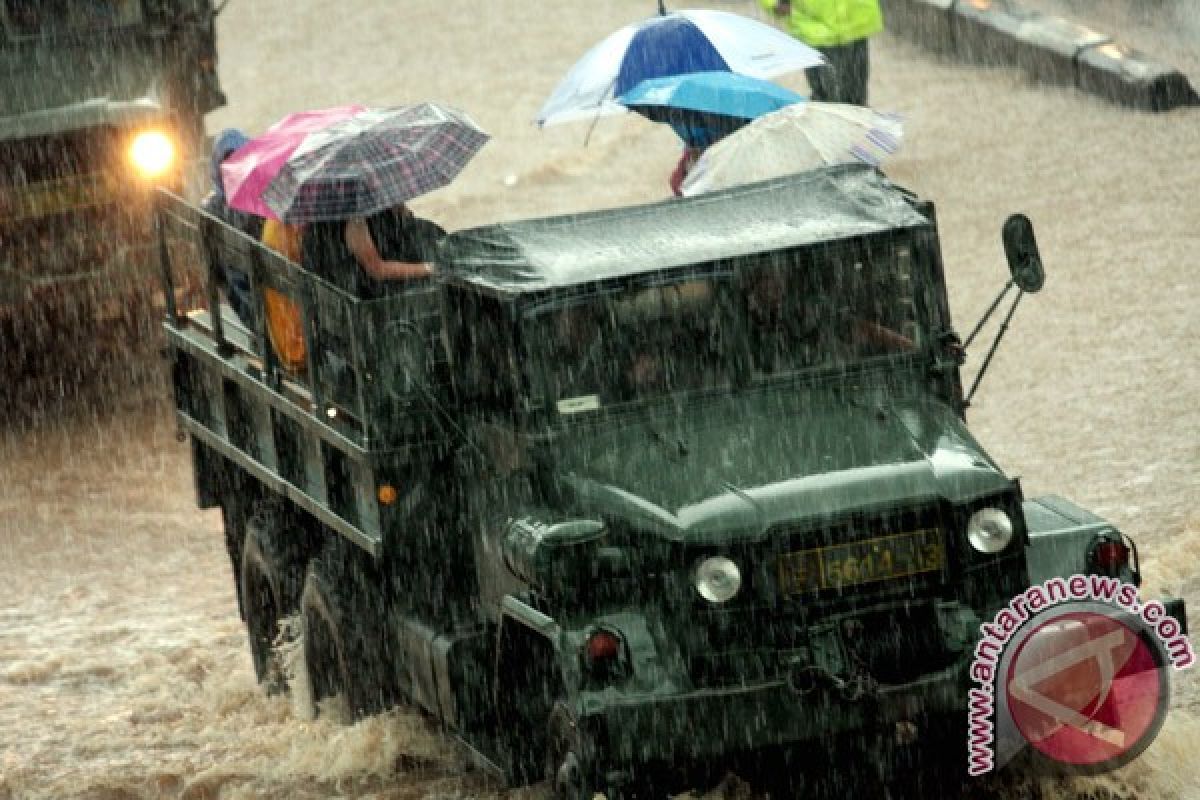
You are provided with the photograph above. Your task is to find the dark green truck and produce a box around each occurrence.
[158,165,1184,797]
[1,0,223,328]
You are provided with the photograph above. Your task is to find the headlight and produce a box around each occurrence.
[967,508,1014,554]
[694,556,742,604]
[129,130,176,180]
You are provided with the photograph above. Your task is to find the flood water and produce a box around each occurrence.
[1,1,1198,798]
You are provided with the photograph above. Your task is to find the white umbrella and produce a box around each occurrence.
[680,102,904,196]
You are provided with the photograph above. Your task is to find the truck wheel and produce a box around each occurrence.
[546,703,601,800]
[300,545,397,719]
[239,513,304,693]
[221,502,246,619]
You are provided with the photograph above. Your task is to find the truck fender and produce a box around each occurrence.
[500,597,687,704]
[496,596,563,690]
[1023,494,1139,585]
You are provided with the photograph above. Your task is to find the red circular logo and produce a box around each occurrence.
[1005,610,1167,770]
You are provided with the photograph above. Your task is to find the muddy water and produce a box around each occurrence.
[1,1,1198,798]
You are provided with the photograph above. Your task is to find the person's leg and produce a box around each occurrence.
[806,42,871,105]
[805,50,835,102]
[843,38,870,106]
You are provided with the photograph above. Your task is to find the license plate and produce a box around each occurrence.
[777,529,944,594]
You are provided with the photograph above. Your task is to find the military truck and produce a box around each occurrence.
[1,0,224,334]
[157,165,1185,798]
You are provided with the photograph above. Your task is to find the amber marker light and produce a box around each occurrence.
[377,485,399,505]
[129,130,176,180]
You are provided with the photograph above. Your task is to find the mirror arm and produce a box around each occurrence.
[964,290,1024,407]
[963,279,1013,350]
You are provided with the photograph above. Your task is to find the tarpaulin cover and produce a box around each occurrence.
[438,164,931,296]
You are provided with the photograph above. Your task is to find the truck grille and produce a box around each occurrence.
[682,503,958,688]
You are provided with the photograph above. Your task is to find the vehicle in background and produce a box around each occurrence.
[157,165,1185,798]
[1,0,224,344]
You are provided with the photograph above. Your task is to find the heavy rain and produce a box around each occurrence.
[1,1,1198,799]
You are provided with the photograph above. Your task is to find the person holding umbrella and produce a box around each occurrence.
[260,104,488,299]
[759,0,883,106]
[679,101,903,196]
[616,71,805,196]
[223,103,489,300]
[302,203,443,299]
[202,128,264,328]
[535,8,822,127]
[535,8,821,195]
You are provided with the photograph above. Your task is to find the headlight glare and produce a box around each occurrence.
[967,508,1014,554]
[129,130,175,179]
[694,556,742,604]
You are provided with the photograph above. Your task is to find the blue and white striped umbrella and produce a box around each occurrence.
[536,9,823,127]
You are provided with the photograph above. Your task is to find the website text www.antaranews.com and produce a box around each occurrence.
[965,574,1193,776]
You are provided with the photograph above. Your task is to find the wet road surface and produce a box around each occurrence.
[1,1,1197,798]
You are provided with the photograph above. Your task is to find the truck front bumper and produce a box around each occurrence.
[585,657,970,766]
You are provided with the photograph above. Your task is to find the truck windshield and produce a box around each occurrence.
[3,0,142,38]
[523,238,925,413]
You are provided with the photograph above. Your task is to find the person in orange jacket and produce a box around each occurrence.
[761,0,884,106]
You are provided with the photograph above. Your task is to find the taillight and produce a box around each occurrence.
[585,629,621,662]
[1088,536,1133,578]
[582,627,628,686]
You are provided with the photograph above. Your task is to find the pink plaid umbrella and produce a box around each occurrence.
[220,104,367,219]
[261,103,488,224]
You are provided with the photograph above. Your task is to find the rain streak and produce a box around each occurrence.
[1,1,1197,799]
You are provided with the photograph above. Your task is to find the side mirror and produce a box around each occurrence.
[1002,214,1045,294]
[962,214,1046,408]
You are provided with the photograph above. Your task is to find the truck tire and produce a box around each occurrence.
[239,512,305,694]
[300,542,397,719]
[221,499,248,620]
[496,621,560,784]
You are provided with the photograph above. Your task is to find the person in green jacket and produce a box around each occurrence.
[760,0,884,105]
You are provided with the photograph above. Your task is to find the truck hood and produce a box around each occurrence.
[555,388,1012,544]
[1,37,164,139]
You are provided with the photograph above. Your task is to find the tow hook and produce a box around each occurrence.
[894,720,919,746]
[787,664,838,695]
[786,664,878,701]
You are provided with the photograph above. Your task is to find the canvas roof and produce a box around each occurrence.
[438,164,931,297]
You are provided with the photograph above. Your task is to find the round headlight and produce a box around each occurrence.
[129,130,176,180]
[694,556,742,604]
[967,508,1014,554]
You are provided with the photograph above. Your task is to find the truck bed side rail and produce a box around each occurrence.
[155,189,450,446]
[155,190,452,557]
